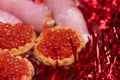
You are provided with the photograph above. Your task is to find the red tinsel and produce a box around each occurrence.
[26,0,120,80]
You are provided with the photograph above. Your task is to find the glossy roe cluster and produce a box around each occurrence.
[0,22,34,50]
[37,28,80,59]
[0,53,30,80]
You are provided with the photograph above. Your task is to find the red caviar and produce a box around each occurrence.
[37,28,80,59]
[0,53,30,80]
[0,22,34,50]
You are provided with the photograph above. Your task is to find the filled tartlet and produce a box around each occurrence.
[34,26,85,67]
[0,52,34,80]
[0,22,36,56]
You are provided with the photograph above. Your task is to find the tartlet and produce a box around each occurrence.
[0,22,36,56]
[0,52,34,80]
[34,26,85,67]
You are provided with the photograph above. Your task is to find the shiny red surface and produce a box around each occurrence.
[0,53,29,80]
[37,28,80,59]
[0,22,34,49]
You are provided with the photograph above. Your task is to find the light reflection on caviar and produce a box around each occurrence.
[37,28,80,59]
[0,53,29,79]
[0,22,34,50]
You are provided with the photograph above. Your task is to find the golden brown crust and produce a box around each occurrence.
[0,24,36,56]
[34,26,85,67]
[0,33,35,56]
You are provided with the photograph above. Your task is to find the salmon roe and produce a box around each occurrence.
[37,28,80,59]
[0,53,30,80]
[0,22,34,50]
